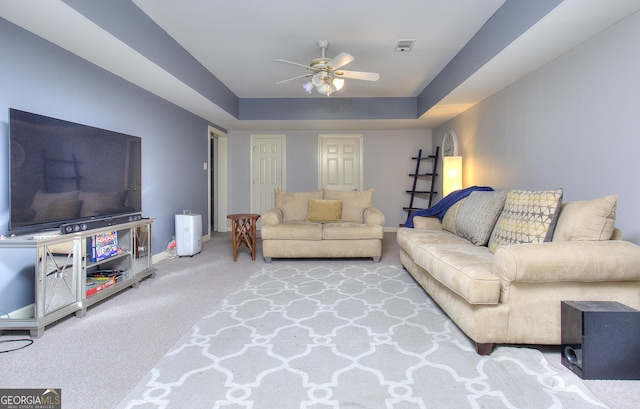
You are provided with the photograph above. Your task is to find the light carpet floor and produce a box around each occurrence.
[116,263,607,409]
[1,233,638,409]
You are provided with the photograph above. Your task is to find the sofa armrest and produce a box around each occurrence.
[364,207,385,226]
[261,208,283,226]
[412,216,443,230]
[493,240,640,283]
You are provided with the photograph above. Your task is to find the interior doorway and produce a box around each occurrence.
[208,126,228,237]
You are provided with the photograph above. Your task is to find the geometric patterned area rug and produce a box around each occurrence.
[116,264,607,409]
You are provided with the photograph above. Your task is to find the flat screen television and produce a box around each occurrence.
[9,108,142,234]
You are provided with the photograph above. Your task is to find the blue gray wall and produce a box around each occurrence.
[0,16,431,256]
[434,10,640,243]
[0,18,210,253]
[5,6,638,249]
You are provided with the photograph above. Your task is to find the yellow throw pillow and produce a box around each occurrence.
[306,199,343,223]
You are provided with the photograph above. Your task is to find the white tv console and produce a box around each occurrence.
[0,218,155,337]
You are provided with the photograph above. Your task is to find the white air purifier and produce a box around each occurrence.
[175,213,202,256]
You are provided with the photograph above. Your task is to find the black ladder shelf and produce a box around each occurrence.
[402,146,439,226]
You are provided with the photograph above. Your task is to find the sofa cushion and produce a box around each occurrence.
[455,190,507,246]
[488,188,563,253]
[552,194,617,241]
[306,199,342,223]
[412,243,500,305]
[260,221,323,240]
[323,222,384,240]
[323,188,374,223]
[275,190,323,222]
[442,198,466,234]
[397,227,472,260]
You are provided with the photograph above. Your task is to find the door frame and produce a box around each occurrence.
[317,134,364,190]
[208,126,228,237]
[250,134,286,216]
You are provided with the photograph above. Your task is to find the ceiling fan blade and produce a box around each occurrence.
[327,52,354,70]
[334,70,380,81]
[274,58,313,70]
[276,73,313,84]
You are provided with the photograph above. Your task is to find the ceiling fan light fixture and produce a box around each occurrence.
[316,82,332,96]
[275,39,380,96]
[303,81,313,93]
[311,72,324,87]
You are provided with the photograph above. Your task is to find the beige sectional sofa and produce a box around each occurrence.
[261,188,385,262]
[397,189,640,355]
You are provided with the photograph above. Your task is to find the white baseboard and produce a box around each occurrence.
[152,252,168,264]
[1,303,35,319]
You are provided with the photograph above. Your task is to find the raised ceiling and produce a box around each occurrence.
[2,0,640,131]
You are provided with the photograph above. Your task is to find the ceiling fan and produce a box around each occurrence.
[274,39,380,96]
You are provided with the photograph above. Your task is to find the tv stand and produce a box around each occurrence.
[0,218,155,337]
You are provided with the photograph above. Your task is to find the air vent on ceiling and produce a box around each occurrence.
[395,39,416,52]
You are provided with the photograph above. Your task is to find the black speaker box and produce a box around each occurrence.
[60,213,142,234]
[561,301,640,380]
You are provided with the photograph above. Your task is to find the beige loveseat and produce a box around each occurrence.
[261,188,385,262]
[397,189,640,355]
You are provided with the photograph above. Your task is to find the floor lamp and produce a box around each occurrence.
[442,156,462,197]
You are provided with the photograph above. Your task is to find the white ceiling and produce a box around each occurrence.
[2,0,640,131]
[133,0,506,99]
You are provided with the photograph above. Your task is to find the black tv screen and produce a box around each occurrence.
[9,108,142,234]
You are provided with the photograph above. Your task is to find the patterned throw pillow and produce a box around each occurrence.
[488,188,563,253]
[455,191,507,246]
[442,198,466,234]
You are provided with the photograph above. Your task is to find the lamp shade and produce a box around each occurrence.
[442,156,462,197]
[316,82,332,95]
[303,82,313,93]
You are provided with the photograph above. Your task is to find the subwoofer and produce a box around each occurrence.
[561,301,640,380]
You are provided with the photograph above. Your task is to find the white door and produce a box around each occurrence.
[251,135,285,220]
[318,134,363,191]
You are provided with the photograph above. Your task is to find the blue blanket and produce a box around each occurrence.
[404,186,494,228]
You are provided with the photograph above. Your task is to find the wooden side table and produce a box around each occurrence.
[226,213,260,261]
